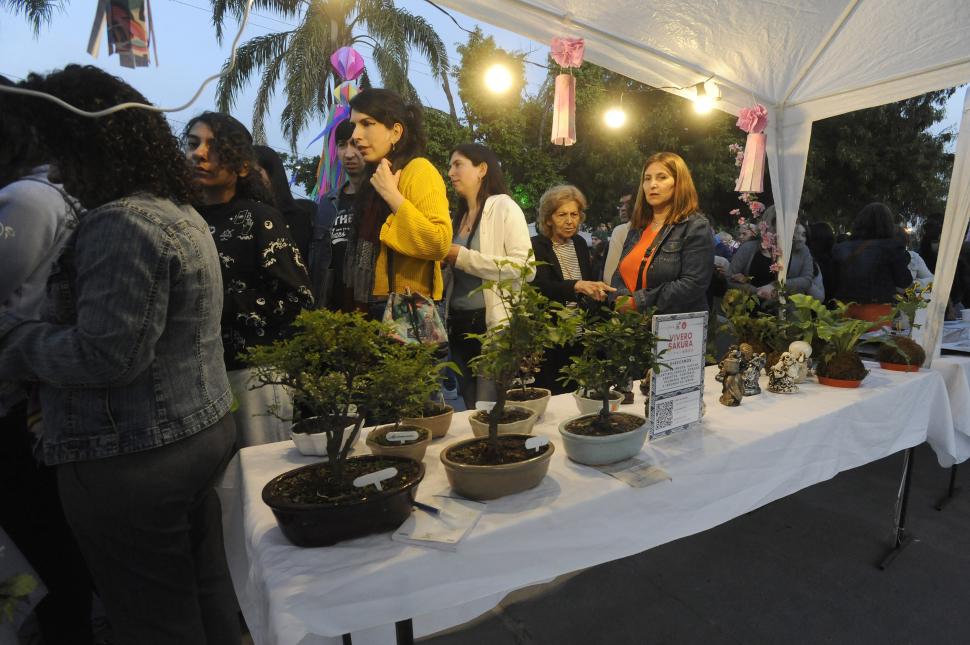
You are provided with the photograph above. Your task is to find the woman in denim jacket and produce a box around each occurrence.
[0,66,240,644]
[612,152,714,315]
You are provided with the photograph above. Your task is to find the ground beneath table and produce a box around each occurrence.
[421,442,970,644]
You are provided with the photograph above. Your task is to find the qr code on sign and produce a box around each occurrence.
[654,400,674,429]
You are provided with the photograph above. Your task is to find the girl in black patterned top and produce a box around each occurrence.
[184,112,313,447]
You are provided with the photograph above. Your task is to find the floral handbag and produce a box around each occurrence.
[381,250,449,348]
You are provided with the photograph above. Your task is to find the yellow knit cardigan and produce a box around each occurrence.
[373,157,451,299]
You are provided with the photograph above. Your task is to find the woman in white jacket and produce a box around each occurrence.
[443,144,534,408]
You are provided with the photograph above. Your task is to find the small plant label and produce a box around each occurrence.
[353,467,398,491]
[524,436,549,452]
[475,401,496,412]
[386,430,420,444]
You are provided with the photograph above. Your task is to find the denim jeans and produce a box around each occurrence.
[56,414,240,645]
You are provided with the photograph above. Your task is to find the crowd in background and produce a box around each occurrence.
[0,64,962,644]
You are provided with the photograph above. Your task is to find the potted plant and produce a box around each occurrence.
[504,350,553,419]
[440,258,577,500]
[878,282,931,372]
[814,303,893,387]
[720,289,785,365]
[557,306,668,465]
[245,310,426,547]
[361,341,442,462]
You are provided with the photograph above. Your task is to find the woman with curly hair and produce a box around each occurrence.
[0,65,239,644]
[184,112,313,448]
[345,89,451,319]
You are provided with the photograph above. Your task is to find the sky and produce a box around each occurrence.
[0,1,964,172]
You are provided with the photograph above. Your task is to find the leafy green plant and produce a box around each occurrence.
[894,281,932,336]
[559,307,668,430]
[467,256,578,460]
[1,573,36,625]
[245,309,424,481]
[357,341,448,430]
[720,289,787,352]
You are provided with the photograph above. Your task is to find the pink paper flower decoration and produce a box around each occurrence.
[749,201,765,214]
[736,104,768,134]
[331,47,365,81]
[551,37,585,68]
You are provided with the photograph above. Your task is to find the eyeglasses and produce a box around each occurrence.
[552,211,582,221]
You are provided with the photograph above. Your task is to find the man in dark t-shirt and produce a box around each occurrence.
[310,119,365,309]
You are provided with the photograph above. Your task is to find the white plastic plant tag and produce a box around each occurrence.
[353,467,397,492]
[524,436,549,452]
[386,430,419,444]
[475,401,496,412]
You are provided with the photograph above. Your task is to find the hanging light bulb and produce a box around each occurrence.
[604,106,627,129]
[693,81,714,114]
[484,64,514,93]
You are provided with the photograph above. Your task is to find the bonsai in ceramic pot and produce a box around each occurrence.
[245,310,426,546]
[557,305,667,465]
[504,351,553,419]
[360,340,442,462]
[441,258,577,500]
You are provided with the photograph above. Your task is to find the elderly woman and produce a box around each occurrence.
[531,185,613,393]
[612,152,713,315]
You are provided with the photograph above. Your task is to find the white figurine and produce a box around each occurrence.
[767,352,803,394]
[788,340,813,383]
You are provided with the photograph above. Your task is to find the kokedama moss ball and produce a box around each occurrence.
[877,337,926,366]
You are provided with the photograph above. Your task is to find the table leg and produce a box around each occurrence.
[934,465,960,511]
[342,634,353,645]
[395,619,415,645]
[879,447,916,570]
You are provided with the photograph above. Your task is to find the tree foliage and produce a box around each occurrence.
[209,0,454,147]
[800,89,956,228]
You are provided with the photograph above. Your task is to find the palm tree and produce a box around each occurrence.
[2,0,63,35]
[211,0,456,147]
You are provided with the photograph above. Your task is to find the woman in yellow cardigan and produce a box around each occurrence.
[345,89,451,319]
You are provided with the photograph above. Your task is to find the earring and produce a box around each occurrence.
[391,141,397,154]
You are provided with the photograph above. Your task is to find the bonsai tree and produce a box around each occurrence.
[558,306,668,431]
[358,341,443,431]
[467,257,578,460]
[244,309,402,481]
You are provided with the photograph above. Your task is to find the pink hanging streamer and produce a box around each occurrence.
[735,104,768,193]
[551,74,576,146]
[549,37,584,147]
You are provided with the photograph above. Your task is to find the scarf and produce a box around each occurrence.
[344,183,392,304]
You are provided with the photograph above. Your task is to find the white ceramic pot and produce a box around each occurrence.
[504,388,552,420]
[468,405,538,438]
[572,390,623,416]
[290,414,363,457]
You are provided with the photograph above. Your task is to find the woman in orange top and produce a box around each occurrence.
[612,152,713,315]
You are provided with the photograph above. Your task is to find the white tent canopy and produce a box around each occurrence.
[439,0,970,359]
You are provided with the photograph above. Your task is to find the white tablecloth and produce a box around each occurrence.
[220,366,953,645]
[929,354,970,466]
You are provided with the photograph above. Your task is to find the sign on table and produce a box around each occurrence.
[648,311,707,439]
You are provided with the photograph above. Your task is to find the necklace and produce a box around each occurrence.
[459,212,478,237]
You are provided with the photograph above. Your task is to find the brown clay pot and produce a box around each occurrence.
[365,425,432,462]
[468,405,538,438]
[505,388,552,419]
[818,375,863,388]
[401,404,454,439]
[440,434,554,501]
[879,362,920,373]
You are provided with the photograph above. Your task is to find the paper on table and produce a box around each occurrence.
[392,496,486,552]
[592,458,671,488]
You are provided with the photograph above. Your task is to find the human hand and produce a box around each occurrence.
[756,284,777,300]
[444,244,461,265]
[370,159,403,207]
[575,280,616,301]
[615,295,638,313]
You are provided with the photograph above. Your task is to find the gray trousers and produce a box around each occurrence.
[57,414,240,645]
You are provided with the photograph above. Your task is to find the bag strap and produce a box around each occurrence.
[634,225,670,291]
[384,245,435,298]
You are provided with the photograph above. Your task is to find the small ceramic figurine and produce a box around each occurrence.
[767,352,803,394]
[718,356,744,406]
[715,345,742,383]
[788,340,813,383]
[741,349,766,396]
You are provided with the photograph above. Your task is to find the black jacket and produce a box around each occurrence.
[832,238,911,304]
[530,234,593,304]
[610,212,714,315]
